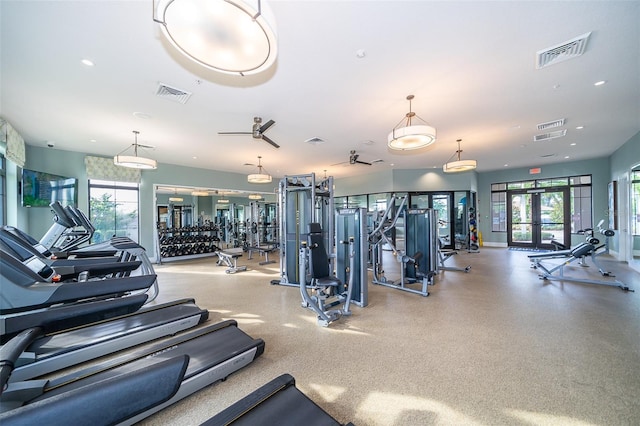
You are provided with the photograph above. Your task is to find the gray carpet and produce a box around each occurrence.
[140,248,640,425]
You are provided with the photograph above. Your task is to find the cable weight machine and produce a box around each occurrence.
[273,173,334,286]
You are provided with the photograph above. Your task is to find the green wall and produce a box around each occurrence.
[335,168,477,196]
[609,131,640,260]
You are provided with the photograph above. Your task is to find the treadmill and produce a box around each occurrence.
[1,320,266,425]
[202,374,354,426]
[6,298,209,382]
[1,228,145,282]
[0,355,190,426]
[1,250,156,340]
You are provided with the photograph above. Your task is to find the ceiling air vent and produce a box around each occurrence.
[536,32,591,69]
[537,119,565,131]
[156,83,192,104]
[534,129,567,142]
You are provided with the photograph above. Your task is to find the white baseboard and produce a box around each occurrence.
[482,242,508,248]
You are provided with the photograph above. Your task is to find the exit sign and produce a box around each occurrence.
[529,167,542,174]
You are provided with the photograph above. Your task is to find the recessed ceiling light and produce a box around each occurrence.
[192,156,198,159]
[570,143,577,146]
[576,126,584,130]
[90,139,97,143]
[133,112,152,119]
[81,58,94,67]
[594,80,606,86]
[356,49,366,58]
[504,164,509,167]
[389,163,395,167]
[564,156,570,159]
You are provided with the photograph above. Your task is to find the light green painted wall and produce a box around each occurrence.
[609,131,640,257]
[333,168,477,196]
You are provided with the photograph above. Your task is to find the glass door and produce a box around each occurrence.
[508,191,533,247]
[432,194,453,249]
[508,189,569,249]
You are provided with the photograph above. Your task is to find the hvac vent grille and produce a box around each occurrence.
[537,119,565,131]
[534,129,567,142]
[156,83,192,104]
[536,32,591,69]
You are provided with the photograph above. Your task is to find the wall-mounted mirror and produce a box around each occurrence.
[154,185,276,262]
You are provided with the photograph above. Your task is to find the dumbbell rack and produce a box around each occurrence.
[157,226,220,264]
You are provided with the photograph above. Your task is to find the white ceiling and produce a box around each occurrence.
[1,1,639,180]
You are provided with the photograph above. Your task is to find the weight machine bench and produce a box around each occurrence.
[246,243,278,265]
[530,243,633,292]
[437,238,471,273]
[214,248,247,274]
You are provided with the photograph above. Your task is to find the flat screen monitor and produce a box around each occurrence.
[21,168,78,207]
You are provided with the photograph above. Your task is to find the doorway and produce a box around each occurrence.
[508,188,570,250]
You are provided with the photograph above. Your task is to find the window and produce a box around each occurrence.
[570,179,592,233]
[89,179,139,243]
[491,191,507,232]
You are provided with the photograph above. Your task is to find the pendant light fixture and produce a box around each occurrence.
[248,193,263,200]
[247,156,272,183]
[388,95,437,151]
[113,131,157,169]
[443,139,477,173]
[153,0,278,76]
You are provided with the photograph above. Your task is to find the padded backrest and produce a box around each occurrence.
[308,223,330,279]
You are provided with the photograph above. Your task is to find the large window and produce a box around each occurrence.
[89,179,139,243]
[491,175,591,233]
[490,185,507,232]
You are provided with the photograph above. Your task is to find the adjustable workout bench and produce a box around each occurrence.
[246,243,278,265]
[214,248,247,274]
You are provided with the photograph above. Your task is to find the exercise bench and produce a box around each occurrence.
[214,247,247,274]
[246,243,278,265]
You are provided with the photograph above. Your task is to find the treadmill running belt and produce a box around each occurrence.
[27,321,265,422]
[203,374,350,426]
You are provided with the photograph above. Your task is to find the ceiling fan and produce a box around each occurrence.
[218,116,280,148]
[332,150,383,166]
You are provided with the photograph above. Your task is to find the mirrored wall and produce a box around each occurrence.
[154,184,277,262]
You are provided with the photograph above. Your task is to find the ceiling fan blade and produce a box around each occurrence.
[371,159,384,164]
[218,131,252,135]
[259,119,275,133]
[261,134,280,148]
[330,161,348,167]
[355,160,372,166]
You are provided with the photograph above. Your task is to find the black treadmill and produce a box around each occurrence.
[7,298,209,382]
[1,320,266,425]
[1,229,142,281]
[0,250,155,315]
[0,355,190,426]
[202,374,354,426]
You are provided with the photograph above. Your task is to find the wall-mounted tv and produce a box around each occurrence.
[21,168,78,207]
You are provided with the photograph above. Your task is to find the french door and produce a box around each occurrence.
[507,188,570,249]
